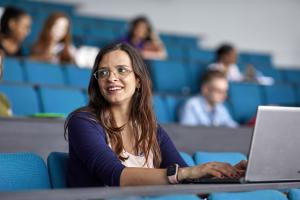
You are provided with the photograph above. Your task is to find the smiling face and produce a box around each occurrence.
[97,50,140,107]
[51,17,69,43]
[10,14,31,42]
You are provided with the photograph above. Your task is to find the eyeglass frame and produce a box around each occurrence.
[93,65,133,80]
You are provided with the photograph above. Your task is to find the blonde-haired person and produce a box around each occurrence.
[30,12,75,64]
[0,50,12,117]
[65,43,246,187]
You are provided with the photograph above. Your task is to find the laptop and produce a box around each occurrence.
[182,106,300,184]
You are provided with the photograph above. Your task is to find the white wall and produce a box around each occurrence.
[41,0,300,68]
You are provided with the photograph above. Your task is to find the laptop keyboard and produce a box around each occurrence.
[181,177,242,184]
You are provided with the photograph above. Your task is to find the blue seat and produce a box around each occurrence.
[64,66,91,88]
[193,151,247,166]
[24,60,65,85]
[165,95,188,122]
[2,57,24,82]
[47,152,68,188]
[282,69,300,85]
[153,95,172,123]
[262,84,297,106]
[38,86,86,117]
[187,63,208,93]
[0,84,40,116]
[239,52,273,67]
[229,83,263,123]
[166,46,185,61]
[254,65,283,81]
[209,190,287,200]
[187,48,215,65]
[0,152,51,191]
[180,152,195,166]
[296,85,300,104]
[149,60,189,94]
[288,189,300,200]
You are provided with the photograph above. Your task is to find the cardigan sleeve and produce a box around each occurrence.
[157,125,188,168]
[68,112,126,186]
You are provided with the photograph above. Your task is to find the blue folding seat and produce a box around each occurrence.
[262,84,297,106]
[166,46,185,61]
[228,82,263,123]
[180,152,195,167]
[0,83,40,116]
[282,69,300,84]
[64,66,91,88]
[209,190,287,200]
[296,85,300,104]
[254,65,283,81]
[193,151,247,166]
[187,63,208,94]
[187,48,215,65]
[239,52,273,67]
[47,152,69,188]
[165,95,188,122]
[0,152,51,191]
[153,95,172,123]
[288,189,300,200]
[38,86,86,117]
[149,60,189,94]
[24,60,65,85]
[2,57,24,82]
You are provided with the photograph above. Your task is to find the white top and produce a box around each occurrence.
[106,133,154,168]
[208,62,244,81]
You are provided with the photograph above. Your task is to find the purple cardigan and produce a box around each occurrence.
[67,112,188,187]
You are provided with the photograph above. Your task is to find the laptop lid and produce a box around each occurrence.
[245,106,300,182]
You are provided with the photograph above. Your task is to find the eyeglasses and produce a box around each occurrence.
[93,66,133,80]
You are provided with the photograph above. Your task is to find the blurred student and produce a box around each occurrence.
[0,50,12,117]
[65,43,245,187]
[120,16,167,60]
[209,44,274,85]
[30,12,75,64]
[0,6,31,57]
[208,44,244,82]
[179,70,237,128]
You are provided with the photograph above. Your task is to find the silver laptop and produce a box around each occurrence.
[183,106,300,184]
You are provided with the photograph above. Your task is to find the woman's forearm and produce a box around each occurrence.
[120,167,169,186]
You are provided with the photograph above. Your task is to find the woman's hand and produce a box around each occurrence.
[234,160,248,176]
[178,162,243,181]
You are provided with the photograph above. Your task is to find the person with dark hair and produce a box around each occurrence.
[30,12,75,64]
[208,44,244,81]
[0,6,31,57]
[65,43,245,187]
[120,16,167,60]
[0,50,12,116]
[179,70,237,128]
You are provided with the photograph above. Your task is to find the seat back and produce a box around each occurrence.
[0,152,51,191]
[2,57,24,82]
[47,152,69,188]
[193,151,247,166]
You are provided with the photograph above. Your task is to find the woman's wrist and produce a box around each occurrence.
[177,167,189,182]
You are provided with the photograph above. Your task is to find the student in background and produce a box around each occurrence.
[179,70,237,128]
[65,43,245,187]
[120,16,167,60]
[0,50,12,117]
[208,44,244,82]
[30,12,76,64]
[0,6,31,57]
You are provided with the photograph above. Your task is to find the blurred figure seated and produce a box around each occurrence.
[0,6,31,57]
[30,12,76,64]
[120,16,167,60]
[209,44,274,85]
[0,50,12,117]
[179,70,237,128]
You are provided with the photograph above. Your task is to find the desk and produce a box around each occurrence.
[1,182,300,200]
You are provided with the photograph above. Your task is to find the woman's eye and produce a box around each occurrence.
[117,67,127,74]
[99,70,109,77]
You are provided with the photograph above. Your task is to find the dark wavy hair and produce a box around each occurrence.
[128,16,152,42]
[0,6,29,36]
[64,43,161,167]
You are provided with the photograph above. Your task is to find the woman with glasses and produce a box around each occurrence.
[65,43,246,187]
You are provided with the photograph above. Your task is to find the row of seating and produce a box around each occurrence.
[1,80,300,124]
[0,151,298,200]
